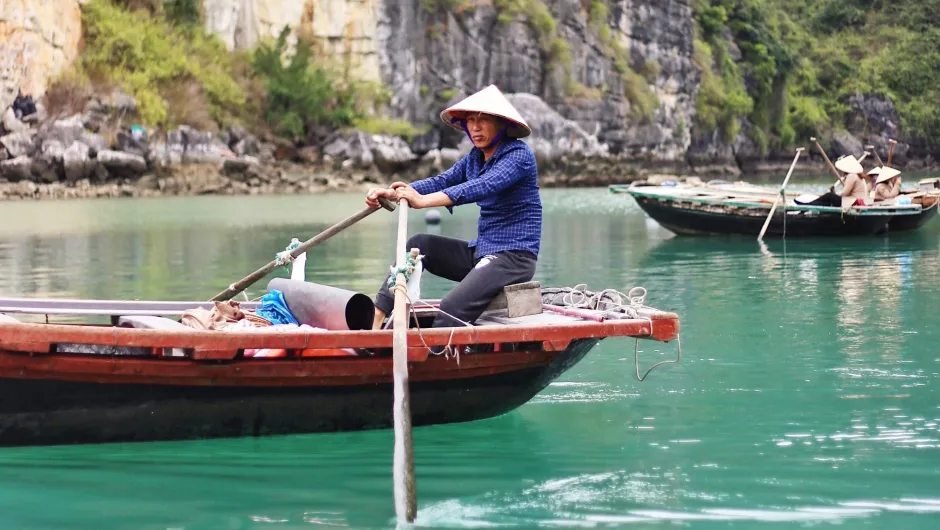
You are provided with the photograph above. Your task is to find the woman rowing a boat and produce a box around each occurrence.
[365,85,542,335]
[832,155,870,208]
[873,167,902,201]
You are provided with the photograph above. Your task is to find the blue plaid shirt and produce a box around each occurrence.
[411,139,542,258]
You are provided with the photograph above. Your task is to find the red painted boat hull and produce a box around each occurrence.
[0,341,599,447]
[0,313,679,446]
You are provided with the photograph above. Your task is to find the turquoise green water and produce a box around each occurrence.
[0,189,939,529]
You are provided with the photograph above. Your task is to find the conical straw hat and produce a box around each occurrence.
[876,166,901,184]
[834,155,864,174]
[440,85,531,139]
[866,166,882,176]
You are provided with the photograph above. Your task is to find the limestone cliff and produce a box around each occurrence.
[0,0,84,111]
[202,0,698,167]
[203,0,380,82]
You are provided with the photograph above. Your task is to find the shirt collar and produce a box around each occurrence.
[473,138,516,166]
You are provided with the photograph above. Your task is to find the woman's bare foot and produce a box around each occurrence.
[372,309,387,330]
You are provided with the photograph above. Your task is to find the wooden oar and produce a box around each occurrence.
[866,144,885,167]
[210,197,396,302]
[811,137,843,183]
[391,198,417,523]
[758,148,804,241]
[887,138,898,167]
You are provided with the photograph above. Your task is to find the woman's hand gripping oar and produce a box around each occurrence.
[210,197,397,302]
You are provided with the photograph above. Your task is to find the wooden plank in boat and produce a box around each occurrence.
[0,298,260,316]
[477,311,581,326]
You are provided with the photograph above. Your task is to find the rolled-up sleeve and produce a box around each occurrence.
[410,155,469,195]
[442,148,533,206]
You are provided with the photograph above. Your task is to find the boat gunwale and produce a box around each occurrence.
[625,187,924,215]
[0,313,679,353]
[0,346,573,386]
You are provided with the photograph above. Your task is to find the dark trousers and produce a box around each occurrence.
[374,234,537,328]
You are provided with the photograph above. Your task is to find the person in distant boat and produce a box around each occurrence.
[873,167,902,201]
[862,166,880,200]
[365,85,542,333]
[832,155,869,208]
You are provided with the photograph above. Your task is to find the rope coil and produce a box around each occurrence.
[387,252,424,290]
[275,239,302,267]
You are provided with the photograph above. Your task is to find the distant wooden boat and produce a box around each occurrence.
[0,292,679,447]
[611,183,939,237]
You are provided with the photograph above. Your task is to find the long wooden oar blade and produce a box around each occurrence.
[758,148,804,242]
[391,199,417,523]
[210,197,396,302]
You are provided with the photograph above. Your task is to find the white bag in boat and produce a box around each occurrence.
[406,260,422,301]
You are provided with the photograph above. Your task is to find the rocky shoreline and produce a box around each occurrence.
[1,88,932,202]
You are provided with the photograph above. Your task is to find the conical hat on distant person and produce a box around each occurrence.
[440,85,531,139]
[876,166,901,184]
[866,166,882,176]
[834,155,864,174]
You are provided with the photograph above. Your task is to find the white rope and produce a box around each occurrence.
[389,285,472,361]
[634,333,681,382]
[554,284,651,319]
[552,284,679,381]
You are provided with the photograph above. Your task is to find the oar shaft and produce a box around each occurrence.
[758,148,803,241]
[887,139,898,167]
[392,199,417,523]
[211,198,396,302]
[866,145,885,167]
[811,137,843,183]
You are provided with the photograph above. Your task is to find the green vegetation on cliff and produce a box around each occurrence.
[694,0,940,152]
[66,0,414,140]
[80,0,245,128]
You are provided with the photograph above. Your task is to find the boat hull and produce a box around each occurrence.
[888,201,939,231]
[0,340,597,447]
[633,195,890,237]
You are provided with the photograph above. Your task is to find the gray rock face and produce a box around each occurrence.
[0,157,32,182]
[97,150,147,178]
[843,92,910,162]
[84,90,138,131]
[831,130,864,159]
[378,0,696,162]
[46,116,86,147]
[63,141,96,182]
[115,131,150,159]
[150,126,232,166]
[506,93,607,166]
[0,131,36,158]
[2,108,28,134]
[324,131,416,171]
[179,126,232,164]
[233,135,260,156]
[369,134,416,172]
[845,92,900,139]
[81,132,108,152]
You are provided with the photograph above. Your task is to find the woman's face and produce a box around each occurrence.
[466,113,503,149]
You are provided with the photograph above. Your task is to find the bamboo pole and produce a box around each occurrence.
[391,199,417,523]
[887,138,898,167]
[211,198,395,302]
[811,137,843,183]
[866,144,885,167]
[758,148,804,241]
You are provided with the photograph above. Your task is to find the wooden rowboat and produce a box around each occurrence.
[612,183,938,237]
[0,293,679,447]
